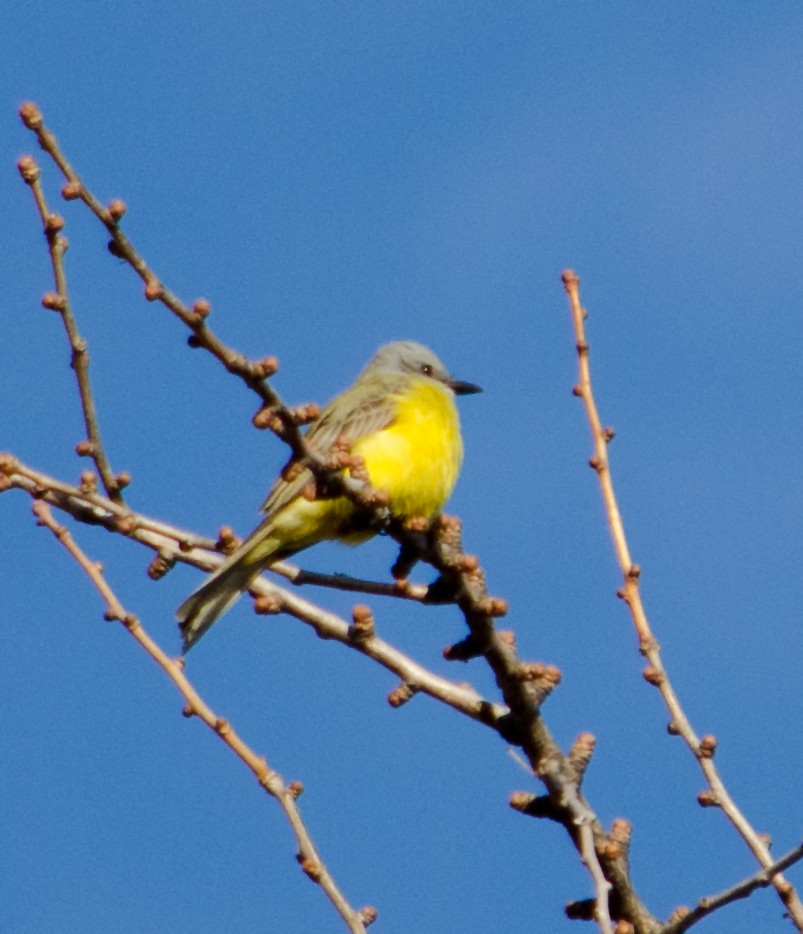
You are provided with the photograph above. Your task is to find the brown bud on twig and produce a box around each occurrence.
[115,471,132,491]
[358,906,378,927]
[615,923,636,934]
[297,855,322,882]
[642,665,663,686]
[107,239,124,258]
[388,682,417,708]
[521,662,562,704]
[147,552,176,580]
[19,101,43,129]
[455,553,479,573]
[330,434,352,454]
[192,298,211,319]
[627,564,641,580]
[572,384,584,397]
[45,213,65,233]
[17,154,41,183]
[482,596,508,617]
[61,181,82,200]
[602,426,616,443]
[253,405,282,431]
[348,455,369,483]
[216,526,239,553]
[509,791,537,813]
[257,356,279,377]
[292,403,319,425]
[698,734,718,759]
[144,279,163,301]
[364,488,390,509]
[107,199,127,221]
[75,440,95,457]
[667,720,680,735]
[498,629,517,649]
[80,470,98,493]
[697,789,719,808]
[520,662,548,681]
[667,907,691,924]
[115,514,137,535]
[568,732,596,778]
[434,513,462,550]
[588,455,603,472]
[599,839,622,861]
[403,515,430,534]
[349,604,375,641]
[287,780,304,799]
[253,594,282,615]
[610,818,632,845]
[42,292,66,312]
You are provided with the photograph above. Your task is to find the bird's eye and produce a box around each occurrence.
[420,363,433,376]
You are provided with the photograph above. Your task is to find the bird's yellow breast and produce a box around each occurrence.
[353,377,464,519]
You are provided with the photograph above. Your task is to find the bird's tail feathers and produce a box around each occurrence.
[177,544,265,653]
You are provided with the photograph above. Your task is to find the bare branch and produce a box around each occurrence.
[663,840,803,933]
[16,153,125,502]
[273,559,430,602]
[30,499,374,934]
[561,268,803,930]
[18,101,308,459]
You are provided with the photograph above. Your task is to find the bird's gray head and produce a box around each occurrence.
[361,340,482,396]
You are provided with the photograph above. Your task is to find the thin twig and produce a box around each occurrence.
[273,560,430,601]
[30,499,374,934]
[18,101,308,459]
[16,154,124,502]
[561,268,803,930]
[663,840,803,933]
[578,820,614,934]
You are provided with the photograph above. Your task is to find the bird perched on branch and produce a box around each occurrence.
[177,340,481,651]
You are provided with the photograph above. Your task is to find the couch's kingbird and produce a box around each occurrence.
[177,340,480,651]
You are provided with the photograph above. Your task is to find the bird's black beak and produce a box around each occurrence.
[449,378,483,396]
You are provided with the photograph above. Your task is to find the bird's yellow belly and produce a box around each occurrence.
[353,379,463,519]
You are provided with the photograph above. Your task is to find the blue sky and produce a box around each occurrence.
[3,4,803,933]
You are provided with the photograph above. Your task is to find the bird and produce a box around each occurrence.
[176,340,481,652]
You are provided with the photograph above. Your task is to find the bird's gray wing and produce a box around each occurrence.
[259,373,405,517]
